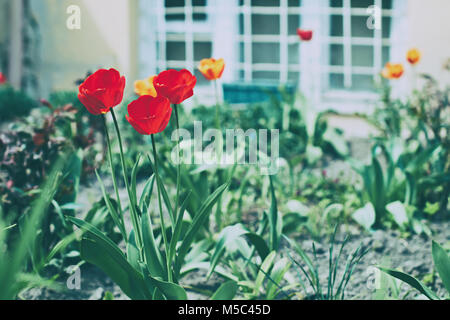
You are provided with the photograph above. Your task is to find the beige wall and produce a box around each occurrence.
[34,0,138,96]
[407,0,450,84]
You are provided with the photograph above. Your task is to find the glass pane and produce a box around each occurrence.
[166,14,185,21]
[352,45,373,67]
[330,0,343,7]
[329,73,344,89]
[288,71,300,82]
[330,15,343,36]
[239,13,245,35]
[352,74,374,91]
[351,0,373,8]
[288,44,299,65]
[166,0,184,7]
[192,0,206,5]
[251,0,280,6]
[252,14,280,35]
[166,41,186,61]
[382,46,390,65]
[193,13,207,21]
[252,43,280,63]
[194,41,212,61]
[351,16,374,37]
[195,69,209,85]
[252,71,280,80]
[288,0,301,7]
[239,42,245,63]
[382,17,391,38]
[288,15,300,35]
[330,44,344,66]
[382,0,393,9]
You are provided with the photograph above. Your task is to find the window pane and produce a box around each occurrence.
[288,44,299,65]
[192,0,206,5]
[239,42,245,63]
[194,69,209,85]
[194,41,212,61]
[351,16,374,37]
[239,13,245,35]
[252,14,280,35]
[352,75,374,91]
[382,46,390,65]
[382,0,393,9]
[166,14,185,21]
[166,0,184,7]
[288,15,300,35]
[350,0,373,8]
[382,17,391,38]
[288,71,300,82]
[329,73,344,89]
[330,0,343,7]
[253,71,280,80]
[288,0,301,7]
[330,15,343,37]
[352,45,373,67]
[166,41,186,61]
[252,43,280,63]
[251,0,280,6]
[330,44,344,66]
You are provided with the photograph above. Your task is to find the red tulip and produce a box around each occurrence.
[153,69,197,105]
[78,68,126,115]
[0,72,6,85]
[297,29,313,41]
[125,95,172,135]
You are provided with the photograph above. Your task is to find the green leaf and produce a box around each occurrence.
[95,170,127,240]
[432,241,450,294]
[352,203,376,231]
[141,212,165,279]
[130,154,142,207]
[139,174,155,212]
[379,267,439,300]
[245,232,270,261]
[127,230,140,271]
[268,176,282,251]
[211,281,238,300]
[386,201,408,227]
[208,224,248,278]
[254,251,276,296]
[176,182,230,272]
[68,217,151,300]
[266,257,291,299]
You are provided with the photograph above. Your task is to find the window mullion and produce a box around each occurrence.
[185,0,194,72]
[280,0,288,83]
[343,0,352,89]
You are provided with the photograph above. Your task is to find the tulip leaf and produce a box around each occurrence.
[211,281,238,300]
[68,217,151,300]
[432,240,450,294]
[379,267,439,300]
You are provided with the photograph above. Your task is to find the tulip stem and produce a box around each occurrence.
[151,134,172,282]
[102,115,125,234]
[214,80,223,230]
[110,109,143,252]
[173,104,181,224]
[214,80,221,132]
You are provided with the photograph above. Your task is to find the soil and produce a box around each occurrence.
[20,221,450,300]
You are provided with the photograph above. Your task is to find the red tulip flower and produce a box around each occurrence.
[0,72,7,85]
[78,68,126,115]
[153,69,197,105]
[297,28,313,41]
[126,95,172,135]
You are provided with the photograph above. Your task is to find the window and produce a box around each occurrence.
[155,0,213,85]
[325,0,394,92]
[238,0,302,83]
